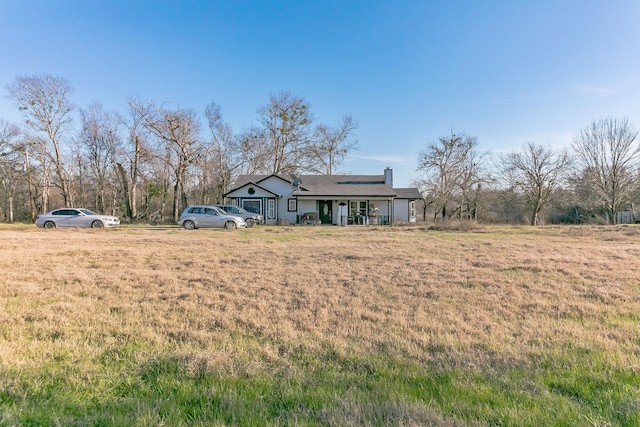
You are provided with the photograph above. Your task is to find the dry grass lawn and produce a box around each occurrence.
[1,224,640,425]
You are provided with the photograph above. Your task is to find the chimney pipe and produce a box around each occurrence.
[384,167,393,187]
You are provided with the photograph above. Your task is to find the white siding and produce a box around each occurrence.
[617,210,632,224]
[297,200,316,217]
[278,197,296,224]
[227,173,418,225]
[260,176,295,198]
[393,199,410,223]
[225,185,274,199]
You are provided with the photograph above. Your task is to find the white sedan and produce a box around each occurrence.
[35,208,121,229]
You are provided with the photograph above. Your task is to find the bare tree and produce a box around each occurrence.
[416,131,482,220]
[118,100,153,222]
[130,101,202,221]
[235,93,358,177]
[257,91,313,175]
[572,117,639,224]
[233,127,272,175]
[309,115,359,175]
[456,147,485,220]
[6,74,75,207]
[0,119,22,221]
[201,101,240,202]
[0,119,19,144]
[16,132,51,214]
[0,124,39,221]
[498,142,571,225]
[77,102,122,213]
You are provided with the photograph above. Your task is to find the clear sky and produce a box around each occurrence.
[1,0,639,188]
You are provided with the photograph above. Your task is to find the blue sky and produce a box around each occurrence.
[1,1,639,187]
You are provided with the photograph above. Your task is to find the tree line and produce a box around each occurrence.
[1,73,638,225]
[0,74,358,223]
[416,117,640,225]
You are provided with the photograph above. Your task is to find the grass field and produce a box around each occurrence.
[1,224,639,426]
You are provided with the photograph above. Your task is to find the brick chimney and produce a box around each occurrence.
[384,167,393,187]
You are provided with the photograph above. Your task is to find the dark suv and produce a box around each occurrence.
[210,204,263,228]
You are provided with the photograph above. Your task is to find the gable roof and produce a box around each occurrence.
[223,180,281,198]
[231,174,294,189]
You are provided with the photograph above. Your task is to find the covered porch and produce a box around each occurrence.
[294,197,394,226]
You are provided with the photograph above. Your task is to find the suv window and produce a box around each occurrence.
[226,206,240,214]
[204,208,217,215]
[189,207,204,214]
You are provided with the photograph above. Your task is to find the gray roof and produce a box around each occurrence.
[394,187,423,199]
[230,174,421,199]
[231,175,287,188]
[292,175,396,197]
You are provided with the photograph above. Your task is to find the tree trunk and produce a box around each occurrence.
[131,136,140,219]
[172,181,180,222]
[25,148,36,221]
[7,195,14,222]
[116,163,132,222]
[42,167,51,213]
[531,210,539,226]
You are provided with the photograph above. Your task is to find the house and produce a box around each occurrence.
[616,206,640,224]
[224,167,422,225]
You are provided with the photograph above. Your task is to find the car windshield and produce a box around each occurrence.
[79,209,97,215]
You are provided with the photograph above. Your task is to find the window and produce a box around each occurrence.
[288,198,297,212]
[349,201,367,216]
[267,199,275,219]
[243,199,262,215]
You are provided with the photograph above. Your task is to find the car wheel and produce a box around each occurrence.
[245,218,256,228]
[224,221,237,230]
[44,221,56,229]
[91,220,104,229]
[183,220,195,230]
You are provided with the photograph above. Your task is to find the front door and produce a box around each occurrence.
[318,200,332,225]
